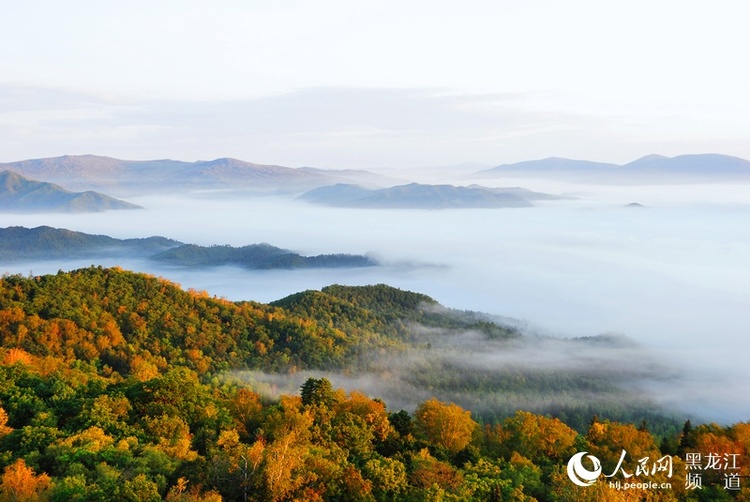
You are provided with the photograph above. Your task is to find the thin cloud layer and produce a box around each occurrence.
[0,180,748,423]
[0,84,644,167]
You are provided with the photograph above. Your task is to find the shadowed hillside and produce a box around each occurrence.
[0,226,377,270]
[0,170,141,213]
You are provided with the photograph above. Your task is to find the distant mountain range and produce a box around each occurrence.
[482,157,619,173]
[0,226,377,269]
[3,152,747,205]
[0,170,141,213]
[298,182,568,208]
[475,153,750,179]
[0,155,398,195]
[620,153,750,173]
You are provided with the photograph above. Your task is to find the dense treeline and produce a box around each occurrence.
[0,267,409,374]
[0,226,180,260]
[152,244,377,269]
[1,361,748,500]
[0,226,375,269]
[0,267,747,500]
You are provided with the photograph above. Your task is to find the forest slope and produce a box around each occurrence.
[0,171,141,213]
[0,267,676,428]
[0,267,745,500]
[0,226,376,269]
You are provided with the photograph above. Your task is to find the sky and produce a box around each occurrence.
[2,1,750,424]
[2,0,750,168]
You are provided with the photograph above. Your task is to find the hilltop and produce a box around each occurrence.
[299,182,542,209]
[0,155,366,195]
[0,267,730,501]
[0,226,377,270]
[474,153,750,181]
[152,243,377,269]
[0,266,678,427]
[0,170,141,213]
[0,225,176,259]
[5,152,747,205]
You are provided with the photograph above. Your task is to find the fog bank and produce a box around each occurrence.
[1,180,748,422]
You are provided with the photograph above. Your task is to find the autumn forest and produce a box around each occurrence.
[0,266,746,501]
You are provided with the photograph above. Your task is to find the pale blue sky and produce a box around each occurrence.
[2,0,749,167]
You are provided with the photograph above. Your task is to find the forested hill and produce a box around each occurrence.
[272,284,517,342]
[0,226,179,259]
[298,182,536,209]
[0,267,411,373]
[0,267,747,500]
[0,267,673,425]
[0,226,377,269]
[0,267,511,377]
[151,243,377,269]
[0,170,141,213]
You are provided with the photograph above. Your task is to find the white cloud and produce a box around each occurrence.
[2,1,749,164]
[0,84,655,166]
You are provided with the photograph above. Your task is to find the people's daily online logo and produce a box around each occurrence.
[567,450,673,491]
[567,452,602,487]
[567,450,742,491]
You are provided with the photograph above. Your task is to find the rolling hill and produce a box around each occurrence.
[0,226,177,260]
[0,226,377,269]
[0,155,339,194]
[6,153,748,201]
[0,170,142,213]
[0,266,677,426]
[479,157,618,174]
[475,153,750,180]
[620,153,750,174]
[299,182,538,208]
[0,266,707,500]
[151,243,377,269]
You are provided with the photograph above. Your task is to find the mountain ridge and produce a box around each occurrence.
[0,266,719,501]
[5,153,750,198]
[0,155,337,194]
[299,182,539,209]
[0,225,377,270]
[0,170,142,213]
[475,153,750,178]
[620,153,750,173]
[0,265,684,431]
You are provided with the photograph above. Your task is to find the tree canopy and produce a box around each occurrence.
[0,267,746,500]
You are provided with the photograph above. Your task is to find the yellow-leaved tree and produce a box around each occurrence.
[414,398,477,454]
[0,458,52,502]
[0,407,12,438]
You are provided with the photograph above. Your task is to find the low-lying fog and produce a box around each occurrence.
[2,177,749,423]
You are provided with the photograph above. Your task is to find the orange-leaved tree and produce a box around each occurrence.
[0,458,52,502]
[414,398,477,454]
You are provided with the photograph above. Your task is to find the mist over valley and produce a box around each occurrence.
[5,6,749,497]
[0,225,377,270]
[1,155,748,424]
